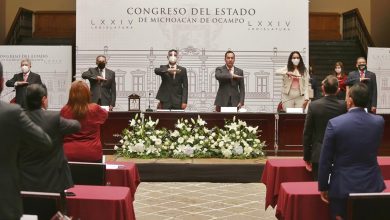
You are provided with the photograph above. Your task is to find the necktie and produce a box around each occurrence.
[23,74,28,81]
[360,70,364,78]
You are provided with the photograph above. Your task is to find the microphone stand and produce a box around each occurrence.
[145,92,153,112]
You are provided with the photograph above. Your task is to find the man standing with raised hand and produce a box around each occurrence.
[214,50,245,111]
[155,49,188,110]
[82,55,116,111]
[346,57,377,113]
[0,62,52,220]
[303,75,346,180]
[318,83,385,220]
[6,58,42,109]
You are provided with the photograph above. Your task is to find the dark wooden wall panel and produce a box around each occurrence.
[33,11,76,38]
[310,12,341,40]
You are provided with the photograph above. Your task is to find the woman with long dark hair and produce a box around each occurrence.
[60,80,108,162]
[332,61,348,100]
[277,51,310,111]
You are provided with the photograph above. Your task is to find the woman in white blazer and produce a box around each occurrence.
[277,51,310,111]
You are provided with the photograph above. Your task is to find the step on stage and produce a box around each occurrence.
[111,157,266,183]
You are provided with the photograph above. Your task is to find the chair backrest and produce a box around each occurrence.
[21,191,63,220]
[347,192,390,220]
[68,161,106,185]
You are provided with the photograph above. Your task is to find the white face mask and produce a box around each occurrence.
[335,67,342,74]
[291,58,300,66]
[168,56,177,63]
[21,65,30,73]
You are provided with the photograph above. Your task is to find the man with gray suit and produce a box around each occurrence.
[0,62,52,220]
[155,49,188,110]
[303,75,347,180]
[346,57,377,113]
[82,55,116,111]
[214,50,245,111]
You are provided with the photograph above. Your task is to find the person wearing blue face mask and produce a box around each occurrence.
[346,57,377,113]
[154,49,188,110]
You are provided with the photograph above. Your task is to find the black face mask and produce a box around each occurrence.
[98,62,106,69]
[358,64,367,71]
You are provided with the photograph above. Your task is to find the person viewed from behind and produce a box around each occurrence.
[6,58,43,109]
[332,61,348,100]
[82,55,116,111]
[0,62,52,220]
[303,75,347,180]
[154,49,188,110]
[61,80,108,162]
[346,57,377,113]
[214,50,245,111]
[277,51,310,111]
[20,84,80,193]
[318,83,385,220]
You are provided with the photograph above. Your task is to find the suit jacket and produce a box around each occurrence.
[214,65,245,106]
[347,70,377,109]
[5,72,42,109]
[155,65,188,106]
[0,101,52,219]
[277,66,310,100]
[303,95,347,163]
[318,108,385,198]
[82,67,116,107]
[19,110,80,193]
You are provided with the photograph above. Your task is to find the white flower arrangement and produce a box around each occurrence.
[115,114,265,159]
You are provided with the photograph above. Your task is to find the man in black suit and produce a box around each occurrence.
[82,55,116,111]
[303,75,347,180]
[5,58,42,109]
[0,62,52,220]
[20,84,80,193]
[346,57,377,113]
[155,49,188,109]
[214,50,245,111]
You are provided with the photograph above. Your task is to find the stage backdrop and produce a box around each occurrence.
[0,46,72,110]
[76,0,309,112]
[368,47,390,114]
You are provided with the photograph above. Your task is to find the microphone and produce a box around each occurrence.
[145,91,153,112]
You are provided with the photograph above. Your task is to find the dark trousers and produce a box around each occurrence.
[329,197,347,220]
[312,162,319,181]
[160,101,181,110]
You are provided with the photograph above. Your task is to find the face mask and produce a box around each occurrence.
[97,62,106,69]
[21,65,30,73]
[335,68,342,74]
[358,64,366,71]
[168,56,177,63]
[292,58,300,66]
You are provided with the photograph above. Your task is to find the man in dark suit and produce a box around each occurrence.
[346,57,377,113]
[5,58,42,109]
[214,50,245,111]
[0,62,52,220]
[155,49,188,109]
[20,84,80,193]
[82,55,116,111]
[303,75,347,180]
[318,83,385,220]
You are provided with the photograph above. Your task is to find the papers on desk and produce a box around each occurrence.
[156,109,170,112]
[106,164,120,169]
[100,106,109,111]
[156,109,184,112]
[221,107,238,113]
[286,108,304,113]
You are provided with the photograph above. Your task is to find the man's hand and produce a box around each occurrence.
[320,191,329,203]
[302,100,309,110]
[16,81,29,86]
[181,103,187,110]
[304,161,312,172]
[371,107,376,114]
[237,103,243,108]
[232,74,243,79]
[97,76,107,82]
[360,77,370,82]
[109,105,113,111]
